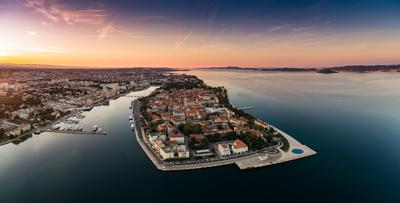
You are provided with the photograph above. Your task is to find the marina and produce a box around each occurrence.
[43,130,107,135]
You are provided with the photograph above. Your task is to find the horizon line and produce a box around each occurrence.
[1,62,399,70]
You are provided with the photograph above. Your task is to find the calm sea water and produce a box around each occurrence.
[1,70,400,203]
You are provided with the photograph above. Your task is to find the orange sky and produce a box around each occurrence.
[1,0,400,68]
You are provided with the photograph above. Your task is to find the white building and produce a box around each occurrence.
[160,146,175,160]
[152,139,165,154]
[149,132,167,143]
[231,139,248,154]
[177,145,190,158]
[218,143,231,157]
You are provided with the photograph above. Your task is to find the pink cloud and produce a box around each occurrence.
[23,0,108,25]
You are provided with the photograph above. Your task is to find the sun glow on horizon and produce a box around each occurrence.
[1,0,400,68]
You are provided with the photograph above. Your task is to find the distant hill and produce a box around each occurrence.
[324,65,400,73]
[199,65,400,73]
[199,66,316,72]
[1,63,399,73]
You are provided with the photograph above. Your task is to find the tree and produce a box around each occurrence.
[247,119,255,128]
[179,123,203,135]
[239,131,269,150]
[269,127,276,134]
[0,128,5,139]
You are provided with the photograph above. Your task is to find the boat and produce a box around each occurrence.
[82,106,93,111]
[129,105,132,109]
[92,125,98,132]
[130,124,135,130]
[33,130,41,135]
[129,116,132,120]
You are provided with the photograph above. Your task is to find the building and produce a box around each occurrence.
[152,139,165,154]
[229,117,241,127]
[148,132,166,142]
[160,146,175,160]
[177,145,190,158]
[7,123,31,137]
[168,131,185,144]
[190,133,205,141]
[231,139,248,154]
[255,119,269,129]
[218,143,231,157]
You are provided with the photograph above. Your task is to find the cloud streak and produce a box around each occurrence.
[97,17,118,40]
[174,31,192,49]
[296,30,386,46]
[23,0,108,25]
[242,24,293,39]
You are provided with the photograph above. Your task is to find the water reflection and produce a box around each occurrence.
[1,72,400,202]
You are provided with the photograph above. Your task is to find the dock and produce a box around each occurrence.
[237,106,255,110]
[43,130,107,135]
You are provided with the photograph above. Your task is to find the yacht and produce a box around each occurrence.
[82,106,93,111]
[92,125,98,132]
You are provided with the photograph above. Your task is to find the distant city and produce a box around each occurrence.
[0,68,169,145]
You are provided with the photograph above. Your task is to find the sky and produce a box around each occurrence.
[0,0,400,68]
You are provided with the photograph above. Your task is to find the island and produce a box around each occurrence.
[132,74,316,171]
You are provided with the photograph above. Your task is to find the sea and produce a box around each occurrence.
[1,70,399,203]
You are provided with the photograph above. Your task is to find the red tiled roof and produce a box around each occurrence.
[233,139,247,149]
[190,134,204,141]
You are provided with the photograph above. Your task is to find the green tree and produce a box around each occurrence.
[0,128,5,139]
[179,123,203,135]
[247,119,255,128]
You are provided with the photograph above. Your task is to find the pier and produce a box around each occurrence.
[237,106,255,110]
[43,130,107,135]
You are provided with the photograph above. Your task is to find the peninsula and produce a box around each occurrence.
[132,74,316,171]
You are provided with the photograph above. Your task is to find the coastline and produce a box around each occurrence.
[0,86,150,147]
[132,84,317,171]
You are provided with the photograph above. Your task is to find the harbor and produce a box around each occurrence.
[42,130,107,136]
